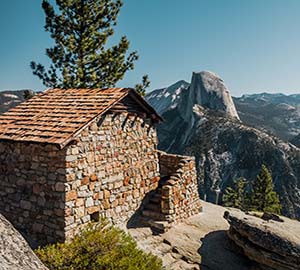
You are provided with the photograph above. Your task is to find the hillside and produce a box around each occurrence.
[234,93,300,141]
[0,90,26,114]
[146,71,300,218]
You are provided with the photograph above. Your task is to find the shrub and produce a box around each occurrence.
[35,221,162,270]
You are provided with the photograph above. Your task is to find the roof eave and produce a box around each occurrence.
[126,88,163,122]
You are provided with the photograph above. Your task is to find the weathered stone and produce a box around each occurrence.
[133,189,139,199]
[157,151,202,223]
[65,216,74,226]
[90,174,97,182]
[32,184,41,194]
[85,197,94,208]
[71,148,79,155]
[74,207,84,218]
[54,209,64,217]
[75,198,84,207]
[64,208,72,217]
[20,200,31,210]
[32,223,44,233]
[81,176,89,185]
[129,201,257,270]
[55,182,65,192]
[102,200,110,210]
[66,190,77,201]
[0,214,48,270]
[66,155,77,162]
[48,173,57,181]
[103,189,110,199]
[224,210,300,270]
[37,197,46,207]
[87,206,99,214]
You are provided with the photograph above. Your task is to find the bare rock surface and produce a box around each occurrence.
[188,71,240,120]
[224,210,300,270]
[0,214,47,270]
[126,201,259,270]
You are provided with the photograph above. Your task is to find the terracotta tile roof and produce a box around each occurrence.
[0,88,159,148]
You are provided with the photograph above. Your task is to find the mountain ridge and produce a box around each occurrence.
[0,90,27,114]
[147,81,300,143]
[146,71,300,218]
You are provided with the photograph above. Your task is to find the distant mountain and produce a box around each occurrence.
[146,71,300,218]
[148,81,300,143]
[0,90,26,114]
[146,80,189,115]
[237,92,300,105]
[234,93,300,141]
[147,71,239,120]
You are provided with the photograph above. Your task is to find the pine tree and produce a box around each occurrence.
[31,0,148,93]
[250,165,282,214]
[23,90,35,100]
[223,177,250,211]
[135,75,150,97]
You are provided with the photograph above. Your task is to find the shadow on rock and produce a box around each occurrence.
[198,230,261,270]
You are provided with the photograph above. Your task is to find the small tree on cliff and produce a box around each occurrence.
[250,165,282,214]
[223,177,250,211]
[31,0,149,95]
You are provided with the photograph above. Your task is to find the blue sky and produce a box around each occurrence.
[0,0,300,96]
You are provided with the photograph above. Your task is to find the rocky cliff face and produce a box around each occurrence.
[188,71,239,120]
[146,71,300,218]
[146,71,240,153]
[147,71,239,120]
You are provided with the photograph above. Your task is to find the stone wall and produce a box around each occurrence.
[0,109,200,245]
[158,151,202,222]
[0,111,159,245]
[0,142,66,246]
[64,112,160,239]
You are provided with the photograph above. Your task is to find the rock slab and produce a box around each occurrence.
[127,201,259,270]
[224,210,300,270]
[0,214,47,270]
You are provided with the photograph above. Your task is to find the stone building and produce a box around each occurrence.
[0,88,201,246]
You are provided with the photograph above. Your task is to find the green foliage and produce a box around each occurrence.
[222,165,282,215]
[223,177,250,211]
[23,90,35,100]
[250,165,282,214]
[35,222,162,270]
[135,75,150,96]
[31,0,149,93]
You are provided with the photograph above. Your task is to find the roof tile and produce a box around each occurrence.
[0,88,129,148]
